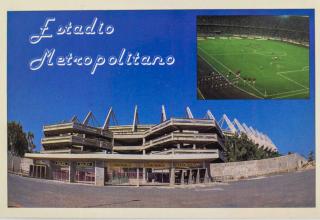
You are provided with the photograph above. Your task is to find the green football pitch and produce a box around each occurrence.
[198,37,309,99]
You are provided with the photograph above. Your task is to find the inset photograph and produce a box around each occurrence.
[197,15,310,99]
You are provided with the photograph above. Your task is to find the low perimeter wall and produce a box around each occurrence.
[210,153,306,181]
[7,154,33,175]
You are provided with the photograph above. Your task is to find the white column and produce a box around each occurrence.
[95,161,105,186]
[170,167,175,186]
[143,167,146,183]
[181,170,185,185]
[196,169,200,184]
[136,168,140,187]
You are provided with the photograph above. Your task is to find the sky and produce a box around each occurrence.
[7,9,315,157]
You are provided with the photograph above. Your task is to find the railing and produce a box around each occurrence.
[147,120,172,133]
[173,133,218,140]
[144,133,219,149]
[145,118,217,136]
[43,122,112,138]
[113,132,145,138]
[43,119,222,140]
[144,134,173,148]
[151,148,220,155]
[113,145,143,151]
[41,135,72,143]
[43,122,73,129]
[172,118,215,124]
[113,133,223,151]
[41,135,112,149]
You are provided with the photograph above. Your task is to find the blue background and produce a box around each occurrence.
[7,9,315,157]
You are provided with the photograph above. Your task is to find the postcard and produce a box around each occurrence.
[1,0,319,219]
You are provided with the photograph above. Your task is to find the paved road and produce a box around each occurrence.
[8,169,315,208]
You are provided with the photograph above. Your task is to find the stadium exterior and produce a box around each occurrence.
[25,106,277,186]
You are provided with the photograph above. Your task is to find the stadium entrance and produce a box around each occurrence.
[103,161,209,186]
[75,162,95,184]
[26,157,214,187]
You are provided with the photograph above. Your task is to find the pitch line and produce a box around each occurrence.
[277,68,309,74]
[302,66,309,71]
[197,88,205,99]
[277,72,308,90]
[272,90,309,99]
[267,88,309,97]
[198,54,263,99]
[198,47,265,97]
[276,66,309,92]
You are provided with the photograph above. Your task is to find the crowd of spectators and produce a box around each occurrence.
[197,16,309,43]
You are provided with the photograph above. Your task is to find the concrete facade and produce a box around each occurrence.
[95,161,105,186]
[210,153,306,181]
[8,155,33,175]
[69,162,76,183]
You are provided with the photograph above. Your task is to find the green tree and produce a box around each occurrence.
[7,121,35,157]
[224,133,280,162]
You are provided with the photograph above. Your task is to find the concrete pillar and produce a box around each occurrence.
[143,150,146,155]
[188,169,193,184]
[181,170,185,185]
[204,168,209,184]
[136,168,140,187]
[177,144,180,149]
[204,161,212,182]
[95,161,105,186]
[47,161,54,179]
[196,169,200,184]
[142,167,146,183]
[33,165,36,178]
[69,161,76,183]
[170,167,175,186]
[193,144,196,150]
[35,165,38,178]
